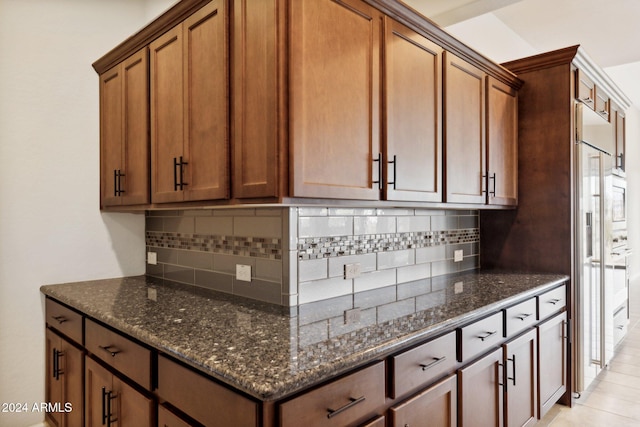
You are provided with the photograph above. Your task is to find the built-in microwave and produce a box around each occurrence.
[612,176,626,225]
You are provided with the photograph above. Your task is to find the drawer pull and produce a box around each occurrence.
[326,396,366,419]
[478,330,497,342]
[99,345,122,357]
[515,313,533,321]
[52,315,68,324]
[420,356,447,371]
[548,298,561,305]
[617,325,625,330]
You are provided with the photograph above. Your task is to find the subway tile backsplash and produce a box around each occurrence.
[146,207,480,306]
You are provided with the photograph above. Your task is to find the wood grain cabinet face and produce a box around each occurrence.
[85,356,154,427]
[444,52,487,204]
[45,329,84,427]
[390,374,457,427]
[99,48,150,208]
[384,18,443,202]
[458,347,503,427]
[279,362,385,427]
[289,0,382,200]
[486,77,518,206]
[576,69,595,109]
[150,0,229,204]
[503,328,537,427]
[537,312,567,419]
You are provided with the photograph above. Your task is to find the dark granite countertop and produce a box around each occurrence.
[40,271,567,401]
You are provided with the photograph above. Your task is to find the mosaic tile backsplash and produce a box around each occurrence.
[145,207,480,306]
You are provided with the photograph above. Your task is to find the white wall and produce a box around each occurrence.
[0,1,173,425]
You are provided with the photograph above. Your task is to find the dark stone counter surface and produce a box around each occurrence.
[41,271,567,401]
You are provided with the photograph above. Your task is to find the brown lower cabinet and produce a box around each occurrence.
[390,374,457,427]
[538,312,568,418]
[85,356,154,427]
[45,329,84,427]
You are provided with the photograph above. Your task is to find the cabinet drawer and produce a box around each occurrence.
[45,298,83,345]
[504,297,537,337]
[390,331,457,399]
[538,285,566,320]
[85,319,151,390]
[459,311,503,363]
[158,404,195,427]
[157,355,258,427]
[279,362,385,427]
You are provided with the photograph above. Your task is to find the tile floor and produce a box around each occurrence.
[537,279,640,426]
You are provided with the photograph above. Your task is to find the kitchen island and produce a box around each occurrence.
[42,271,568,426]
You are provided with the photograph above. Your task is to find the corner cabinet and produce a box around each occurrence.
[149,0,229,204]
[94,0,521,210]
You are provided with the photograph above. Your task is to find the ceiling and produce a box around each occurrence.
[404,0,640,108]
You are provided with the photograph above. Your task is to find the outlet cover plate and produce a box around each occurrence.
[344,263,362,279]
[236,264,252,282]
[454,250,464,262]
[147,252,157,265]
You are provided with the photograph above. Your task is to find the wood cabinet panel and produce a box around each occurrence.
[390,330,456,399]
[384,18,442,202]
[504,297,537,338]
[537,284,566,321]
[444,52,486,204]
[459,311,503,363]
[538,312,567,419]
[45,329,84,427]
[150,25,185,203]
[46,298,83,345]
[232,0,280,199]
[158,404,194,427]
[595,87,610,121]
[279,362,385,427]
[85,357,113,427]
[114,375,155,427]
[487,76,518,206]
[612,104,626,174]
[458,347,503,427]
[503,328,537,427]
[390,374,457,427]
[182,0,229,201]
[85,319,152,390]
[576,69,595,109]
[157,355,258,427]
[100,64,124,207]
[290,0,381,200]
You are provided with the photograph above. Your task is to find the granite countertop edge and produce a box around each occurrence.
[41,272,569,401]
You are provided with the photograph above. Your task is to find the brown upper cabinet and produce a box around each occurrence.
[93,0,521,209]
[149,0,229,203]
[99,48,149,208]
[384,19,443,203]
[612,102,626,175]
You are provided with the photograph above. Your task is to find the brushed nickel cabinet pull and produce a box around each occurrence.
[326,396,366,419]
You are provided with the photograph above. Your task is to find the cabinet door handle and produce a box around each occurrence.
[326,396,366,419]
[113,169,118,197]
[507,355,516,386]
[52,315,68,324]
[516,313,533,321]
[99,345,122,357]
[548,298,561,305]
[478,330,497,341]
[420,356,446,371]
[372,153,382,190]
[107,390,117,427]
[618,153,625,170]
[489,173,496,196]
[52,349,63,380]
[173,157,179,191]
[101,387,108,425]
[179,156,188,188]
[388,155,397,189]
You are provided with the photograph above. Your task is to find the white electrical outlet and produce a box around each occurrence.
[344,263,362,279]
[344,308,361,324]
[147,288,158,301]
[454,281,464,294]
[236,264,252,282]
[147,252,157,265]
[454,249,464,262]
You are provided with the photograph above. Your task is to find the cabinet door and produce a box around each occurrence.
[613,104,626,174]
[504,328,537,427]
[290,0,382,200]
[113,376,154,426]
[85,357,113,427]
[458,347,503,427]
[183,0,229,202]
[121,49,150,206]
[390,374,457,427]
[384,18,442,202]
[100,64,123,207]
[538,312,567,419]
[444,52,486,204]
[150,25,185,204]
[46,329,84,427]
[232,0,280,199]
[486,77,517,206]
